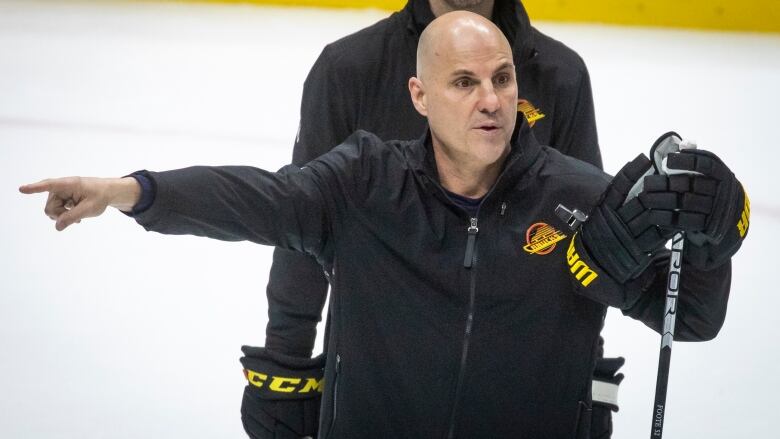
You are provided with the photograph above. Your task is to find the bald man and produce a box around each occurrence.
[22,11,741,438]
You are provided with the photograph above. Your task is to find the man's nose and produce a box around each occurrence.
[477,83,501,114]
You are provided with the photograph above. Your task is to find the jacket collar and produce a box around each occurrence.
[404,0,535,61]
[408,117,543,196]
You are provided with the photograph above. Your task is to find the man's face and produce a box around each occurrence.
[416,30,517,168]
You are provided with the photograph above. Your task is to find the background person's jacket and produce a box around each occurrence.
[133,122,730,438]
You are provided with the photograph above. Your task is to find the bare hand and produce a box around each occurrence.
[19,177,141,231]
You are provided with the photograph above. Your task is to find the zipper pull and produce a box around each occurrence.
[500,202,507,217]
[463,218,479,268]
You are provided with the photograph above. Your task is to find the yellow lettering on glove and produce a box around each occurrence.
[737,190,750,238]
[269,377,301,393]
[300,378,324,393]
[245,369,268,388]
[244,369,324,394]
[567,234,598,287]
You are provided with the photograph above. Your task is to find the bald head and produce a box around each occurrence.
[407,10,518,197]
[416,11,510,82]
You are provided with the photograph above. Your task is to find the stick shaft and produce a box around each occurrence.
[649,231,685,438]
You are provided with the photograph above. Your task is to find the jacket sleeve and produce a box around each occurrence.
[551,63,603,170]
[622,258,732,342]
[265,45,359,357]
[265,247,329,357]
[133,163,337,259]
[567,234,731,342]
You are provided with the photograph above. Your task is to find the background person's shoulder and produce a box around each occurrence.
[538,145,611,194]
[318,11,408,70]
[528,27,589,78]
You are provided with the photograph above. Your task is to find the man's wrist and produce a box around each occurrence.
[108,177,142,212]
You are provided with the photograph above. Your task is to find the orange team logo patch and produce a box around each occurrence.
[517,99,545,127]
[523,222,567,255]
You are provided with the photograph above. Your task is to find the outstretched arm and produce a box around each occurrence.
[19,134,374,258]
[19,176,141,231]
[20,165,335,257]
[127,165,332,255]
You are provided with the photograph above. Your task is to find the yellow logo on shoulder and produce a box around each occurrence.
[517,99,545,127]
[523,222,567,255]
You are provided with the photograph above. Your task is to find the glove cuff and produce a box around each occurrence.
[592,356,625,412]
[240,346,325,400]
[567,233,644,309]
[592,378,622,412]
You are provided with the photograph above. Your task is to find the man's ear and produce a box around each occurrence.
[408,76,428,117]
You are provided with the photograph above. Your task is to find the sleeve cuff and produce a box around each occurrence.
[122,170,156,216]
[567,233,644,309]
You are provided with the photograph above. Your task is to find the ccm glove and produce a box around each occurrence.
[579,154,674,283]
[240,346,325,439]
[640,147,749,270]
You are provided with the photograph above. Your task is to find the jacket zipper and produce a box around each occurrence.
[447,216,479,439]
[422,170,514,438]
[463,218,478,268]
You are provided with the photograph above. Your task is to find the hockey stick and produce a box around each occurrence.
[650,230,685,438]
[557,133,695,437]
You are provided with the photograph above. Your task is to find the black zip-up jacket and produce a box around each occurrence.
[267,0,602,360]
[134,123,730,438]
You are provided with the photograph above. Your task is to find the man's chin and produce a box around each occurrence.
[470,133,510,151]
[466,140,510,165]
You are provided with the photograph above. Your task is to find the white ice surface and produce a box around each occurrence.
[1,1,778,438]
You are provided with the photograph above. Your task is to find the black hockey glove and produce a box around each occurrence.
[590,357,625,439]
[239,346,325,439]
[577,154,674,284]
[639,147,749,270]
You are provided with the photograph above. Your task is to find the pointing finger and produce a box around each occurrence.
[19,179,53,194]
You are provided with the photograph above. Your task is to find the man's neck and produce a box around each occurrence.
[431,143,508,199]
[428,0,496,20]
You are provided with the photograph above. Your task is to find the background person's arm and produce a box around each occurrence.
[265,45,357,359]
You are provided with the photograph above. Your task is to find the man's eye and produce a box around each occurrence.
[495,74,511,86]
[455,79,472,88]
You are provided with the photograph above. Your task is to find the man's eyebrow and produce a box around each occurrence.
[450,69,476,77]
[450,62,515,78]
[493,62,515,73]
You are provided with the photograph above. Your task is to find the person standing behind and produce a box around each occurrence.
[241,1,618,437]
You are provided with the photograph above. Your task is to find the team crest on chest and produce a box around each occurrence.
[523,222,567,255]
[517,99,545,127]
